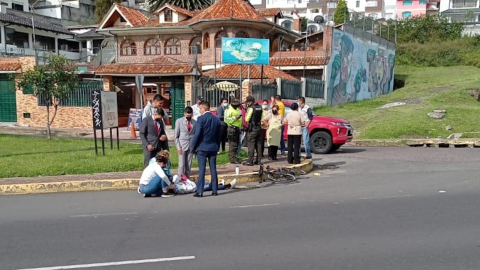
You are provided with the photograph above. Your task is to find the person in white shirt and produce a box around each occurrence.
[137,150,176,198]
[191,95,203,121]
[142,94,165,120]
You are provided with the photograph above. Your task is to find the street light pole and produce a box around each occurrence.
[30,0,39,63]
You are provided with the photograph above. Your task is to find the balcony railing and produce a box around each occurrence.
[0,46,116,67]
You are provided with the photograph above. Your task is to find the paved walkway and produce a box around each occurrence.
[0,154,299,186]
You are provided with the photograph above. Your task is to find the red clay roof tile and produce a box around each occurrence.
[0,59,21,72]
[190,0,265,23]
[257,8,282,17]
[96,63,195,75]
[203,64,298,80]
[115,4,149,27]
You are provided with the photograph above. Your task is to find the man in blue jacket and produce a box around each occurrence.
[191,101,222,197]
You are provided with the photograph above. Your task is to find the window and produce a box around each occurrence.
[189,36,202,54]
[327,2,337,8]
[120,39,137,56]
[403,0,412,5]
[419,0,426,4]
[366,0,378,6]
[402,11,412,17]
[165,38,181,55]
[203,33,210,49]
[164,9,173,22]
[120,16,126,22]
[281,20,292,30]
[451,0,477,8]
[12,3,23,11]
[144,39,161,55]
[214,31,227,48]
[235,31,249,38]
[356,0,360,7]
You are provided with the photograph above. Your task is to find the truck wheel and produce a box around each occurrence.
[310,131,333,154]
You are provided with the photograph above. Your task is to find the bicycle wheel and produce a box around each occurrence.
[267,172,297,183]
[293,169,307,175]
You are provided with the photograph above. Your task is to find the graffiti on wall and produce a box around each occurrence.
[327,29,395,106]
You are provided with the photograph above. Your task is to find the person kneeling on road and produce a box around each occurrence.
[137,150,176,198]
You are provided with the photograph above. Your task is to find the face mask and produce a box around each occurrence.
[232,105,239,109]
[223,103,228,107]
[262,105,268,110]
[272,110,278,115]
[186,116,192,121]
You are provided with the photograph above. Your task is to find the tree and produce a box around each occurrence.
[17,55,78,139]
[301,17,308,32]
[94,0,121,23]
[334,0,349,25]
[147,0,212,13]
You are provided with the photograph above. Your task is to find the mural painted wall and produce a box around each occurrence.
[327,29,395,106]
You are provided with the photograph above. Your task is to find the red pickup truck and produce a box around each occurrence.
[212,101,353,154]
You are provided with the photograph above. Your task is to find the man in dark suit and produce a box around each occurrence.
[191,101,221,197]
[140,108,167,168]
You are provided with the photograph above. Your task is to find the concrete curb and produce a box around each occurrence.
[346,139,408,147]
[346,138,480,148]
[0,160,313,195]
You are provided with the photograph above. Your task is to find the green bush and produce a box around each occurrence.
[396,37,480,67]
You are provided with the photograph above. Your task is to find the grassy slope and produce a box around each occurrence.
[0,135,232,178]
[315,66,480,139]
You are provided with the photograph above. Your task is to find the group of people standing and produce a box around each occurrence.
[137,93,313,198]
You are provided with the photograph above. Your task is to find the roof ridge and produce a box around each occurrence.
[190,0,265,22]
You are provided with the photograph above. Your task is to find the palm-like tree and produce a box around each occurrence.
[147,0,213,12]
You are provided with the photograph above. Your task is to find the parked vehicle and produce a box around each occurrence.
[281,101,353,154]
[211,100,353,154]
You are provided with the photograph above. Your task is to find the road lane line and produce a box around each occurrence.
[70,212,138,218]
[230,203,280,209]
[15,256,196,270]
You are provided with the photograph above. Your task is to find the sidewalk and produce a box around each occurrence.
[0,155,313,195]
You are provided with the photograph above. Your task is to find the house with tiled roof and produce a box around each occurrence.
[94,0,328,127]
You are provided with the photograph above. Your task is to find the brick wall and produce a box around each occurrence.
[184,75,192,105]
[15,56,93,129]
[116,26,265,66]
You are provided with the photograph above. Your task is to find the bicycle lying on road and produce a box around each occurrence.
[258,165,306,184]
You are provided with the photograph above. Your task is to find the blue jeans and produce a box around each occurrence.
[280,126,286,152]
[204,182,227,191]
[236,131,244,155]
[139,176,168,195]
[196,150,218,194]
[302,127,312,158]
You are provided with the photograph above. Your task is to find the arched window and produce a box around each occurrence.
[281,20,292,30]
[189,36,202,54]
[402,11,412,18]
[165,38,181,55]
[203,32,210,49]
[120,39,136,56]
[214,31,227,48]
[144,39,161,55]
[235,31,248,38]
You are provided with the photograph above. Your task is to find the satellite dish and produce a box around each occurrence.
[314,15,325,24]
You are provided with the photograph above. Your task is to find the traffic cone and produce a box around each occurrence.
[130,121,137,139]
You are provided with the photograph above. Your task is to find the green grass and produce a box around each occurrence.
[315,66,480,139]
[0,135,233,178]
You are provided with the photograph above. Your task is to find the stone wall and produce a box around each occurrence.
[15,56,94,129]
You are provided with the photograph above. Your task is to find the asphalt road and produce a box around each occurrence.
[2,147,480,270]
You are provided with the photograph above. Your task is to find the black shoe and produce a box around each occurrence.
[212,192,218,196]
[254,161,263,165]
[272,158,278,161]
[230,161,241,164]
[193,193,203,198]
[305,156,313,159]
[242,162,254,166]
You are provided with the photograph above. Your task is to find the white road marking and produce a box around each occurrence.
[230,203,280,209]
[15,256,196,270]
[70,212,138,218]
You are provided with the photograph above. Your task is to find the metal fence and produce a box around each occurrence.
[281,79,302,100]
[252,84,278,101]
[37,81,103,107]
[305,78,325,99]
[197,82,241,108]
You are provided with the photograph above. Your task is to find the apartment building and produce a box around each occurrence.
[440,0,478,22]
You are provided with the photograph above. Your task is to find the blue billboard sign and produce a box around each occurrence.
[221,38,270,65]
